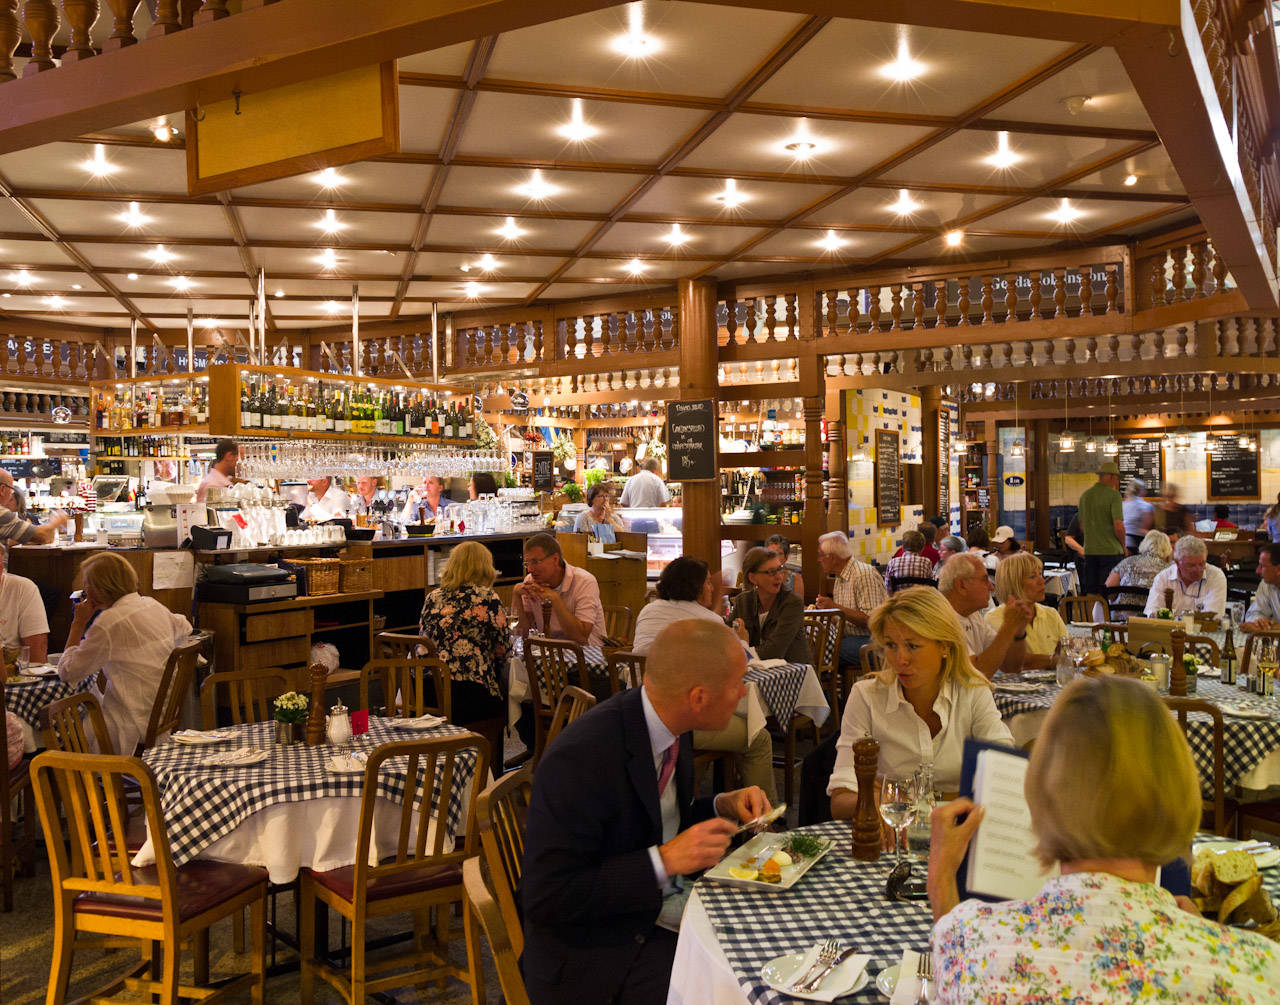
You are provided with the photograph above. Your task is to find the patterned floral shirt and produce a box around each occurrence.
[934,872,1280,1004]
[419,584,510,700]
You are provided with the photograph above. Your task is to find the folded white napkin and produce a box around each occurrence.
[748,658,789,670]
[19,664,58,677]
[890,949,923,1005]
[390,714,446,730]
[328,753,368,773]
[171,729,232,743]
[204,747,268,767]
[779,946,871,1002]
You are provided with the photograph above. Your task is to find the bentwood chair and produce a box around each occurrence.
[300,734,490,1005]
[803,609,845,731]
[0,676,34,912]
[605,649,646,694]
[475,767,533,958]
[375,631,438,660]
[140,637,203,752]
[1163,698,1234,836]
[463,857,530,1005]
[199,668,291,729]
[359,657,451,721]
[30,750,267,1004]
[536,686,597,769]
[858,643,885,679]
[524,638,590,765]
[1059,594,1110,625]
[602,604,636,646]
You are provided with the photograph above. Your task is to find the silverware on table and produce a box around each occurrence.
[798,945,857,994]
[789,939,839,992]
[916,950,932,1003]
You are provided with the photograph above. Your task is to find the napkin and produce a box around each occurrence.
[171,729,232,743]
[890,949,923,1005]
[390,714,446,730]
[748,658,789,670]
[328,753,368,773]
[203,747,268,767]
[780,946,871,1002]
[19,664,58,677]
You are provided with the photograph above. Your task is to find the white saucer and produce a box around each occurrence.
[760,950,869,1001]
[876,963,900,998]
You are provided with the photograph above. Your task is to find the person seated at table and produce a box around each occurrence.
[1104,529,1173,613]
[938,553,1029,679]
[0,544,48,663]
[986,525,1020,571]
[815,531,889,675]
[301,476,349,522]
[984,553,1067,670]
[399,475,451,523]
[522,618,771,1005]
[1212,503,1237,530]
[633,557,775,803]
[885,530,935,592]
[418,540,510,767]
[1266,492,1280,544]
[0,470,66,544]
[1242,542,1280,631]
[827,587,1012,820]
[892,522,941,565]
[1122,478,1154,551]
[468,471,498,499]
[1144,534,1226,617]
[574,483,626,535]
[764,533,798,595]
[730,546,811,664]
[933,535,966,579]
[514,532,605,647]
[927,674,1280,1001]
[56,552,192,756]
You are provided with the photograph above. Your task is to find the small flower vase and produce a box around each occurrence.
[275,719,301,745]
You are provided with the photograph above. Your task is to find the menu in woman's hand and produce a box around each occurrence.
[958,740,1057,902]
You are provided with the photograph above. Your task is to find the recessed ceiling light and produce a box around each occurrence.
[889,188,920,215]
[477,253,498,272]
[985,131,1020,169]
[316,208,344,233]
[151,117,178,142]
[820,229,845,252]
[71,283,82,290]
[1,293,8,299]
[497,216,525,241]
[169,275,192,292]
[119,201,151,228]
[516,169,559,201]
[881,33,924,82]
[147,245,174,264]
[611,2,661,59]
[782,118,821,158]
[197,317,220,328]
[1123,173,1139,186]
[715,178,746,209]
[322,300,343,313]
[316,167,345,189]
[464,281,482,299]
[664,223,689,247]
[274,288,284,298]
[460,262,471,273]
[317,248,338,269]
[1051,198,1082,224]
[625,258,647,275]
[127,272,138,281]
[82,143,117,178]
[945,229,964,247]
[1061,94,1092,116]
[9,271,32,288]
[45,295,66,309]
[558,98,599,143]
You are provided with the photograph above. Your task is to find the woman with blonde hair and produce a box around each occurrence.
[984,552,1067,669]
[1105,528,1174,613]
[827,587,1011,820]
[57,551,191,755]
[419,539,510,764]
[928,675,1280,999]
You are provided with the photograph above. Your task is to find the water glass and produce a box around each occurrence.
[16,645,29,675]
[879,776,916,869]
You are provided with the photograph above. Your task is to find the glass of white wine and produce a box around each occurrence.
[879,775,916,871]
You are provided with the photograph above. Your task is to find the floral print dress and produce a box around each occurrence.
[934,872,1280,1003]
[419,584,510,700]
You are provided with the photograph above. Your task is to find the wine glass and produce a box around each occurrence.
[879,775,916,871]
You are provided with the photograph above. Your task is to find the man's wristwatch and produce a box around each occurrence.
[1013,633,1027,641]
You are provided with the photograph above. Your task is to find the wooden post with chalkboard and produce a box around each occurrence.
[531,451,554,492]
[1207,436,1260,500]
[874,428,902,527]
[666,399,716,481]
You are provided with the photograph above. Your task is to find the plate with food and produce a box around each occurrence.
[1191,845,1280,941]
[1194,838,1280,870]
[705,831,832,892]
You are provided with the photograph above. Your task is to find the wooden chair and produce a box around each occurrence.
[475,767,532,959]
[803,609,845,731]
[603,604,636,645]
[1101,585,1146,617]
[39,689,114,755]
[1059,594,1110,624]
[887,575,937,593]
[535,686,597,769]
[462,857,530,1005]
[199,668,291,729]
[1163,698,1234,836]
[29,750,267,1003]
[299,733,490,1004]
[375,631,437,659]
[359,657,451,721]
[1090,623,1128,646]
[858,643,885,679]
[605,649,646,694]
[0,676,34,912]
[140,637,202,752]
[1138,635,1221,665]
[524,637,590,765]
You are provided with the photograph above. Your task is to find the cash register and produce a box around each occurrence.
[199,563,298,603]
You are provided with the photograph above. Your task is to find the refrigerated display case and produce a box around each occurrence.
[616,505,736,579]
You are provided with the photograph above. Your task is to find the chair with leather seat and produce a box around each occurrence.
[1163,697,1235,836]
[462,857,530,1005]
[359,656,451,721]
[0,676,34,912]
[475,767,532,959]
[299,733,490,1004]
[29,749,267,1003]
[198,667,291,729]
[140,637,203,752]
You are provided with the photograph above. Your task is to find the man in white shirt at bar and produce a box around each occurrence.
[938,552,1030,679]
[619,458,669,508]
[194,438,241,502]
[1144,534,1227,617]
[1243,543,1280,631]
[301,477,350,523]
[0,545,48,662]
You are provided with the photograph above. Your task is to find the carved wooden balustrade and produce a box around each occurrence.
[1133,237,1233,313]
[0,333,99,381]
[961,369,1280,407]
[716,293,801,346]
[315,334,436,380]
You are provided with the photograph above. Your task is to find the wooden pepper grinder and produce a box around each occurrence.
[1169,627,1187,697]
[540,598,554,636]
[851,737,882,861]
[306,663,327,746]
[1163,587,1175,612]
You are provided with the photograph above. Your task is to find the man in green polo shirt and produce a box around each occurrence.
[1078,459,1127,595]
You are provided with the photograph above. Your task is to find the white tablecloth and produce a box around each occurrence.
[1043,567,1078,598]
[668,890,747,1005]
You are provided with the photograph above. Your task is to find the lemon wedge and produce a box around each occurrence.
[727,865,759,881]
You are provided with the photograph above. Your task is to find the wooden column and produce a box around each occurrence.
[677,278,721,578]
[826,388,847,533]
[1033,417,1051,550]
[799,353,825,600]
[920,384,943,520]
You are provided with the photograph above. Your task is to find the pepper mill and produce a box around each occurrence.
[540,598,554,636]
[1169,628,1187,697]
[851,737,882,862]
[1163,587,1175,612]
[306,663,328,746]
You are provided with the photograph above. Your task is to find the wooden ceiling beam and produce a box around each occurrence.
[216,192,274,330]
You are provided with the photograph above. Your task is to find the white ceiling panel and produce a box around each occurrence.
[229,159,431,203]
[28,198,232,240]
[543,282,651,301]
[79,243,247,273]
[405,281,539,300]
[1068,146,1185,197]
[560,259,717,281]
[0,142,191,194]
[747,228,914,261]
[437,165,646,214]
[905,234,1062,261]
[627,175,835,220]
[236,205,419,245]
[0,201,43,234]
[803,187,1007,230]
[424,212,593,249]
[411,251,562,279]
[995,48,1152,130]
[252,246,405,278]
[975,197,1180,234]
[400,41,476,76]
[591,221,754,256]
[705,260,819,279]
[0,244,79,271]
[398,85,457,154]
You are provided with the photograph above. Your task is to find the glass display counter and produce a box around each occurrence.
[616,505,735,579]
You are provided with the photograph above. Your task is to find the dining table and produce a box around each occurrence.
[3,668,92,752]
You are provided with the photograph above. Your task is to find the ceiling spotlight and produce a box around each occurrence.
[664,223,690,247]
[1061,94,1092,116]
[820,229,845,252]
[517,169,559,200]
[119,201,151,228]
[71,283,82,290]
[558,98,598,142]
[197,316,220,328]
[986,131,1020,169]
[715,178,746,209]
[477,253,498,272]
[169,275,192,292]
[459,263,471,273]
[127,272,138,281]
[147,245,174,264]
[9,270,32,288]
[881,32,924,82]
[44,295,66,309]
[463,281,482,299]
[945,229,964,247]
[625,258,647,275]
[1,294,8,299]
[612,2,661,59]
[273,288,284,298]
[498,216,525,241]
[1123,173,1138,186]
[889,188,919,215]
[322,300,342,313]
[317,248,338,269]
[316,208,344,233]
[151,117,178,142]
[315,167,345,189]
[783,118,820,158]
[1051,198,1082,225]
[82,143,117,177]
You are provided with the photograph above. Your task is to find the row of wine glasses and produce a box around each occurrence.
[235,440,508,481]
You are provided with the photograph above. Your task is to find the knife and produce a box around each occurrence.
[734,802,787,835]
[799,945,858,993]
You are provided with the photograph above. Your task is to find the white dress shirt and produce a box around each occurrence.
[1248,580,1280,623]
[0,572,48,648]
[1143,563,1227,616]
[194,467,232,503]
[619,469,669,508]
[302,483,350,523]
[57,593,192,756]
[641,685,682,888]
[632,599,725,655]
[827,674,1012,797]
[958,609,997,658]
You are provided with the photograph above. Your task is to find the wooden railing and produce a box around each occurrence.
[453,306,678,372]
[1134,236,1231,312]
[315,334,436,380]
[0,334,99,381]
[961,368,1280,405]
[717,293,801,346]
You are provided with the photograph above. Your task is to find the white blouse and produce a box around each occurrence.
[827,674,1013,796]
[58,593,193,756]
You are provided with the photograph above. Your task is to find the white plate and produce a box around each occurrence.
[202,748,269,767]
[19,665,58,677]
[171,729,234,745]
[761,951,869,1001]
[876,963,900,999]
[705,831,833,892]
[1219,705,1274,720]
[4,674,39,686]
[1195,839,1280,869]
[327,754,368,774]
[387,715,446,731]
[993,682,1042,694]
[1197,666,1221,678]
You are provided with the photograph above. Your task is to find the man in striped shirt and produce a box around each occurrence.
[884,529,935,592]
[0,472,66,545]
[815,531,889,675]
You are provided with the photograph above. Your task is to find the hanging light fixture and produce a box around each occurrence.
[1009,385,1024,457]
[1084,411,1098,454]
[1059,392,1076,453]
[1102,383,1119,455]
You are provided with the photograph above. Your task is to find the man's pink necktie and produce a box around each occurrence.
[657,741,678,797]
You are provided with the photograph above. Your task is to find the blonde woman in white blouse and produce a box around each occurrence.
[828,586,1012,820]
[57,552,192,756]
[984,551,1068,671]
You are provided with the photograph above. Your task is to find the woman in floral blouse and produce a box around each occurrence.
[419,540,510,769]
[927,675,1280,1002]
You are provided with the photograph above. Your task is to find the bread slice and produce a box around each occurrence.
[1235,886,1278,926]
[1219,874,1262,923]
[1210,849,1259,886]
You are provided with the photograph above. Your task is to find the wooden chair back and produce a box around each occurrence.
[524,638,589,764]
[602,604,635,644]
[475,767,532,959]
[538,686,597,769]
[1163,697,1230,836]
[359,657,451,721]
[1138,635,1221,665]
[39,691,114,754]
[0,675,33,911]
[141,638,202,751]
[803,609,844,676]
[1240,629,1280,678]
[1100,585,1146,616]
[1090,623,1128,646]
[887,575,937,593]
[462,858,530,1005]
[1059,594,1110,624]
[605,649,645,695]
[198,668,291,729]
[375,632,437,659]
[858,643,885,679]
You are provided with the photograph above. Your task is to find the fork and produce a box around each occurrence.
[916,951,932,1003]
[789,939,839,992]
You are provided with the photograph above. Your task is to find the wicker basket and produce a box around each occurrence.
[287,557,339,596]
[339,558,373,594]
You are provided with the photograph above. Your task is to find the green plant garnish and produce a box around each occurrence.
[782,833,827,860]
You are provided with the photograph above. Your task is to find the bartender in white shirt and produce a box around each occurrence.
[302,477,350,522]
[194,439,243,503]
[1143,534,1227,616]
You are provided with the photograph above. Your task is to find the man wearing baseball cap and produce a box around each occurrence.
[1077,460,1127,595]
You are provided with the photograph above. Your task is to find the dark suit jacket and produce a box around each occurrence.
[521,686,716,1002]
[731,587,812,664]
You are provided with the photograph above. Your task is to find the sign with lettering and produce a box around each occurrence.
[531,451,555,492]
[1004,475,1025,487]
[666,399,717,481]
[1116,437,1163,496]
[1208,437,1260,499]
[937,407,951,518]
[874,428,902,527]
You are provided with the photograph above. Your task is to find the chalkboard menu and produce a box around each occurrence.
[0,457,60,479]
[666,399,716,481]
[874,428,902,527]
[1208,436,1260,499]
[531,451,554,492]
[1116,437,1163,495]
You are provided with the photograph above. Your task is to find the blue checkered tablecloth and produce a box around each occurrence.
[695,821,931,1003]
[4,675,93,731]
[746,662,810,726]
[142,718,479,868]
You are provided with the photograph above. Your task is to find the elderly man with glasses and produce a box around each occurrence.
[815,531,890,673]
[0,471,66,545]
[1144,534,1227,617]
[514,532,605,647]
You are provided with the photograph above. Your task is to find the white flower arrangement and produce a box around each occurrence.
[273,691,309,724]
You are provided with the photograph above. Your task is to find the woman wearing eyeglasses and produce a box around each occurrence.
[728,546,812,664]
